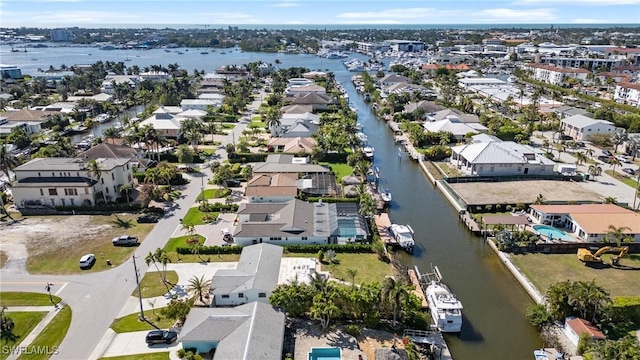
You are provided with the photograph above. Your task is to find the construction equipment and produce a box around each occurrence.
[577,246,629,266]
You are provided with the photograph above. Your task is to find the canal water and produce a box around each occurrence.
[2,45,541,359]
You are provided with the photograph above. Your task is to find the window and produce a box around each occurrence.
[258,293,267,298]
[76,172,79,176]
[70,198,75,205]
[105,187,109,194]
[302,237,308,240]
[48,188,57,196]
[40,189,44,196]
[38,172,41,177]
[101,178,104,184]
[238,293,244,298]
[221,294,229,298]
[52,172,55,177]
[64,188,78,196]
[111,173,115,180]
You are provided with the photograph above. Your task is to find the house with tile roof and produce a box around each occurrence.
[180,302,285,358]
[266,137,316,154]
[377,74,412,87]
[289,93,334,110]
[426,108,479,123]
[245,173,299,203]
[614,82,640,108]
[252,154,330,174]
[209,243,283,307]
[528,204,640,243]
[560,114,616,141]
[272,112,320,137]
[450,141,556,176]
[564,317,606,347]
[77,143,155,170]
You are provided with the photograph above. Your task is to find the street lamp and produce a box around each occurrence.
[45,283,57,308]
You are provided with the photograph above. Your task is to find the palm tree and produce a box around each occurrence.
[0,146,19,183]
[145,250,169,291]
[187,275,211,306]
[86,159,107,203]
[574,152,588,166]
[181,118,203,152]
[264,107,281,136]
[103,127,121,144]
[153,248,171,288]
[585,148,595,160]
[381,277,410,328]
[346,268,358,286]
[120,184,133,204]
[605,225,632,246]
[607,157,621,175]
[534,193,546,205]
[588,164,602,180]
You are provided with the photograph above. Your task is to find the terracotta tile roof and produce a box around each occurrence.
[530,204,632,214]
[618,82,640,91]
[566,318,606,340]
[245,173,299,197]
[570,213,640,234]
[525,63,590,74]
[4,109,52,122]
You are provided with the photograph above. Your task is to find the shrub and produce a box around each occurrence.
[344,324,361,337]
[228,152,268,163]
[198,202,239,213]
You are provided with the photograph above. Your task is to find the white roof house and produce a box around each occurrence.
[423,117,487,139]
[451,141,556,176]
[180,99,219,111]
[138,107,188,138]
[561,114,616,141]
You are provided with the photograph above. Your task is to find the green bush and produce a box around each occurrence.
[344,324,361,336]
[231,163,241,174]
[198,202,239,213]
[228,152,268,163]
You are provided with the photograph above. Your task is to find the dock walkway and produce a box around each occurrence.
[407,269,429,310]
[374,213,395,246]
[403,329,452,360]
[459,211,481,234]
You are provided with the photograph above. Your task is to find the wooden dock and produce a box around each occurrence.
[407,268,429,310]
[403,329,452,360]
[459,210,481,234]
[374,213,395,246]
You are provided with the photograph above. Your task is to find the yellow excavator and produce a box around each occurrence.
[577,246,629,266]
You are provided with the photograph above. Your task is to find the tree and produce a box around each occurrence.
[611,128,627,153]
[269,282,315,317]
[103,127,121,144]
[346,268,358,286]
[310,291,341,329]
[607,157,621,174]
[176,144,195,164]
[604,225,632,246]
[145,248,172,291]
[183,223,202,261]
[0,146,20,183]
[545,280,610,323]
[119,184,133,204]
[181,118,203,152]
[160,297,192,324]
[86,159,107,203]
[0,306,15,337]
[588,164,602,180]
[187,275,211,306]
[534,193,546,205]
[358,192,376,219]
[381,277,410,328]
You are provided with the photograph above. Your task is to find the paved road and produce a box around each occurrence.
[0,92,262,360]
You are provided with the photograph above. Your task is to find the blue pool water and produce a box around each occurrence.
[308,347,341,360]
[532,225,573,241]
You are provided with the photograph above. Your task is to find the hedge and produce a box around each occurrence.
[231,163,241,173]
[198,203,239,212]
[176,243,373,255]
[318,152,348,163]
[610,296,640,326]
[228,152,269,163]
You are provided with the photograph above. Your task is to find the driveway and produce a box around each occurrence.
[98,330,181,359]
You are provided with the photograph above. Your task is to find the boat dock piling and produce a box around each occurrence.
[407,268,429,310]
[459,210,482,234]
[403,329,453,360]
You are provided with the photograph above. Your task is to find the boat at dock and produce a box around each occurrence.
[94,113,111,123]
[363,146,374,160]
[380,188,392,204]
[388,223,415,253]
[421,266,463,333]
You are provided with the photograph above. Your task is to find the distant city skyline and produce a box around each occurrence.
[1,0,639,28]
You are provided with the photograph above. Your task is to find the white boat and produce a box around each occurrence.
[507,75,517,83]
[94,113,111,123]
[425,267,463,333]
[533,349,550,360]
[389,224,414,252]
[380,188,392,203]
[356,132,368,144]
[363,146,374,160]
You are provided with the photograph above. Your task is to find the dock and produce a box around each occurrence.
[403,329,452,360]
[374,213,395,246]
[459,210,481,234]
[407,268,429,310]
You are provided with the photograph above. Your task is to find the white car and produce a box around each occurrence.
[615,155,631,163]
[79,254,96,269]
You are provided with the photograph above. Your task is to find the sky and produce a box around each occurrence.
[1,0,639,28]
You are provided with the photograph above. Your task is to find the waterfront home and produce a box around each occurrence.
[180,99,219,111]
[245,173,298,203]
[78,143,155,170]
[233,199,368,246]
[138,107,189,138]
[450,141,556,176]
[100,75,140,95]
[523,63,590,86]
[0,117,41,137]
[614,82,640,108]
[252,154,330,175]
[271,112,320,137]
[541,105,591,119]
[288,93,334,110]
[266,136,316,154]
[528,204,640,243]
[210,243,282,307]
[426,109,479,124]
[298,173,339,198]
[377,74,411,87]
[11,157,133,208]
[560,114,616,141]
[181,302,285,359]
[470,133,501,143]
[403,100,445,115]
[423,117,487,140]
[280,104,314,115]
[564,317,606,348]
[139,71,169,81]
[284,84,326,97]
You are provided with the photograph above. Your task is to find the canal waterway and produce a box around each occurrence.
[2,45,541,359]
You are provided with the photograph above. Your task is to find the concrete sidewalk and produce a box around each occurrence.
[5,304,65,360]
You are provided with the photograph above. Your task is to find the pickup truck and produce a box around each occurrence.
[112,235,139,246]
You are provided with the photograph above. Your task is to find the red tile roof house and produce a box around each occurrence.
[564,317,606,348]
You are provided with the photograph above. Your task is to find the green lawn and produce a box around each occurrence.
[0,293,61,306]
[134,271,179,298]
[0,311,47,359]
[197,188,231,201]
[163,235,205,253]
[17,305,72,360]
[26,214,155,274]
[100,353,170,360]
[163,236,240,263]
[319,162,353,183]
[110,310,175,333]
[284,253,393,285]
[604,170,639,188]
[182,207,218,226]
[436,162,462,177]
[510,253,640,298]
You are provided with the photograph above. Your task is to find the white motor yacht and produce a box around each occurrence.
[426,267,463,333]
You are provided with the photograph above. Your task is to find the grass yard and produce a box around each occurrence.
[0,311,47,359]
[285,252,393,285]
[182,207,218,226]
[604,170,639,188]
[134,271,179,298]
[163,235,240,263]
[26,214,155,274]
[197,188,231,201]
[163,235,205,252]
[0,251,7,268]
[319,162,353,183]
[0,293,61,306]
[100,353,170,360]
[436,162,462,177]
[110,310,175,333]
[510,253,640,298]
[17,305,72,360]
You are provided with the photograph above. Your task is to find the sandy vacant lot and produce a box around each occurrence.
[449,180,603,206]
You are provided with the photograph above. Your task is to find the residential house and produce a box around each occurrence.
[252,154,330,174]
[429,54,467,66]
[180,302,285,359]
[561,114,616,141]
[287,78,315,87]
[470,133,501,143]
[0,117,41,137]
[266,137,316,154]
[426,109,479,123]
[210,243,282,307]
[564,317,606,348]
[377,74,412,88]
[542,105,591,119]
[524,64,590,86]
[280,104,314,115]
[138,107,189,138]
[272,112,320,138]
[180,99,218,111]
[289,93,334,111]
[245,173,299,203]
[100,75,139,95]
[450,141,556,176]
[614,82,640,107]
[285,84,326,98]
[2,109,54,134]
[403,101,445,115]
[77,143,154,170]
[139,71,169,81]
[233,199,369,246]
[423,117,487,140]
[528,204,640,243]
[298,173,339,197]
[11,157,133,208]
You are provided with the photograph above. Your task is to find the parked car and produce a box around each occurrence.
[597,155,613,163]
[137,214,159,223]
[602,149,613,156]
[224,179,241,187]
[221,228,232,242]
[622,168,636,175]
[79,254,96,269]
[615,155,631,163]
[112,235,139,246]
[146,330,178,345]
[577,142,586,148]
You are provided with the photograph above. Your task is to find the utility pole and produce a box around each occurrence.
[132,255,145,321]
[45,282,57,308]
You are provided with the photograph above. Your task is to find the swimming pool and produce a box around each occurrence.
[308,347,341,360]
[532,225,573,241]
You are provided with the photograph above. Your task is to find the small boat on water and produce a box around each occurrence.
[363,146,374,160]
[94,113,111,123]
[380,188,392,203]
[425,266,463,333]
[533,349,550,360]
[388,224,414,253]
